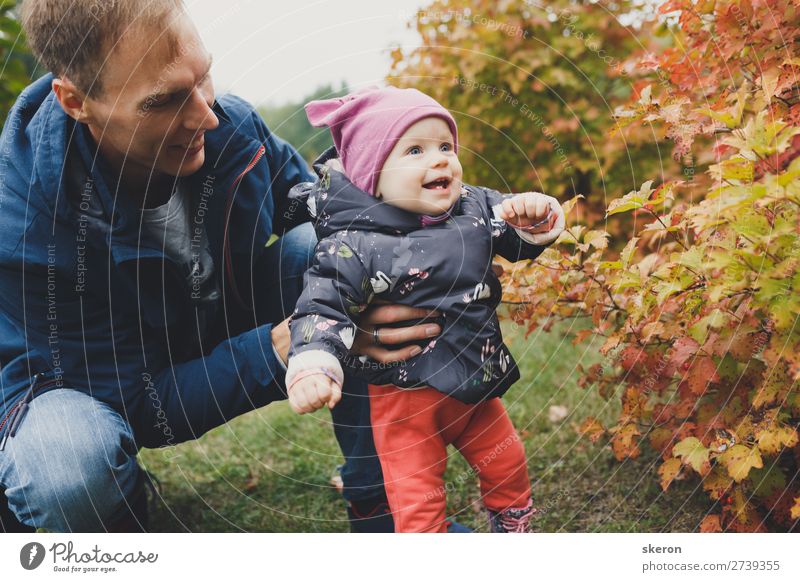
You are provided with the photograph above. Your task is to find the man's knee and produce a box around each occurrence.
[276,222,317,280]
[2,390,141,531]
[255,222,317,322]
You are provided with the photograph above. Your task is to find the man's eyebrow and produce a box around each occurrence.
[143,55,214,100]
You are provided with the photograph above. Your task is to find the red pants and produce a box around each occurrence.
[368,384,531,533]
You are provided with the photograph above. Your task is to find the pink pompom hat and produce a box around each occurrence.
[304,86,459,196]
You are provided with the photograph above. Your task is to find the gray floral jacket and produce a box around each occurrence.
[284,149,557,404]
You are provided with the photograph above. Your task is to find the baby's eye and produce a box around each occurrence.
[440,143,452,152]
[407,146,422,155]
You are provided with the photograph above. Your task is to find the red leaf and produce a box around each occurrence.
[686,357,720,395]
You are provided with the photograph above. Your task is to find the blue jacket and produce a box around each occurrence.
[0,74,313,448]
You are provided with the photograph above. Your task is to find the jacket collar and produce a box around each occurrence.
[47,82,264,266]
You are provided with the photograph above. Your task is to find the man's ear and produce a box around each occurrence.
[52,77,93,124]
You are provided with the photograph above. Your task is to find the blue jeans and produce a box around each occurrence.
[0,389,141,531]
[255,224,384,503]
[0,223,385,531]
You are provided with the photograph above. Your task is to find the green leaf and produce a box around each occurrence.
[749,465,787,498]
[688,309,729,343]
[709,157,754,182]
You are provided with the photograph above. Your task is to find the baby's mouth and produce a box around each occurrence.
[423,178,451,190]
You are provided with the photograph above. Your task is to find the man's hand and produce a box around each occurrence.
[352,303,442,364]
[288,373,342,414]
[499,192,558,233]
[271,317,291,366]
[272,304,441,368]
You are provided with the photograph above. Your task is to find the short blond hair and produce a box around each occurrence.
[21,0,185,96]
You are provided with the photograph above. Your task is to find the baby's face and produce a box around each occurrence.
[375,117,463,215]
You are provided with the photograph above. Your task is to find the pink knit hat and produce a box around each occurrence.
[304,86,459,196]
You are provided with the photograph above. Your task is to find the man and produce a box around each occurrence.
[0,0,443,532]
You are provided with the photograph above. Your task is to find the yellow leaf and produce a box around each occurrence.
[621,237,639,268]
[556,225,587,245]
[658,458,682,491]
[699,107,738,129]
[584,230,610,250]
[600,335,621,355]
[642,321,665,341]
[702,467,733,500]
[720,445,763,482]
[753,363,792,408]
[755,424,799,455]
[673,436,711,475]
[791,497,800,520]
[561,194,585,216]
[760,69,780,99]
[727,487,767,532]
[598,260,622,271]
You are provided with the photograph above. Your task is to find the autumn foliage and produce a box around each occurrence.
[388,0,670,210]
[397,0,800,531]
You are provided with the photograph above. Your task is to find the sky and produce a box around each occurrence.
[185,0,427,108]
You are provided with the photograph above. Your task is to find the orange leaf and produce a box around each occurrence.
[578,416,606,444]
[686,357,720,395]
[611,423,641,461]
[699,515,722,533]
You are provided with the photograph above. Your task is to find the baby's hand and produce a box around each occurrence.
[287,370,342,414]
[499,192,558,233]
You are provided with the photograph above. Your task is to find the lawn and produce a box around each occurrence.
[140,319,711,532]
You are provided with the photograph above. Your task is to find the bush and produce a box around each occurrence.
[504,0,800,531]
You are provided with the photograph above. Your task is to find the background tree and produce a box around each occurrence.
[259,82,349,164]
[0,0,34,123]
[387,0,674,217]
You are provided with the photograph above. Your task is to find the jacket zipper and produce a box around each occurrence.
[0,373,59,451]
[223,144,266,311]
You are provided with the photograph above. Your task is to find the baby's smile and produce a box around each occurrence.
[422,177,452,191]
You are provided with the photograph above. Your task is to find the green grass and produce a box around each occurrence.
[139,320,711,532]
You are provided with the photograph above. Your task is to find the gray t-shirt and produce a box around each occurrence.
[139,181,220,340]
[138,182,287,369]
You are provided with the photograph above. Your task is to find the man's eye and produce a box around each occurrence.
[407,146,422,155]
[145,94,172,109]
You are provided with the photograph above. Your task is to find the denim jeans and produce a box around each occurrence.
[0,389,142,531]
[0,223,385,531]
[255,223,384,503]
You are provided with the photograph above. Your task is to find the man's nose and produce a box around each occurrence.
[183,88,219,132]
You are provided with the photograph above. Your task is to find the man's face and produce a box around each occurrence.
[81,12,219,183]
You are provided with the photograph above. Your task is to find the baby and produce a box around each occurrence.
[283,86,564,532]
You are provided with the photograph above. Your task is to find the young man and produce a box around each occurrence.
[0,0,443,532]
